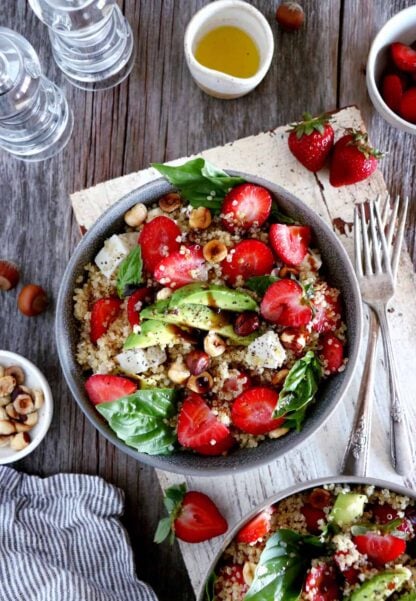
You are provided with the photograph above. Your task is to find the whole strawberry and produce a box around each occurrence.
[288,112,334,172]
[329,129,383,187]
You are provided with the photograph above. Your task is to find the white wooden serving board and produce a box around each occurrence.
[71,106,416,595]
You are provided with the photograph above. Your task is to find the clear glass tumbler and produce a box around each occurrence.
[28,0,136,91]
[0,27,73,161]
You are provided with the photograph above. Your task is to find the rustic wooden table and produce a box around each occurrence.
[1,2,416,600]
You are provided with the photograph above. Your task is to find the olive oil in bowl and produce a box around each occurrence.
[195,26,260,78]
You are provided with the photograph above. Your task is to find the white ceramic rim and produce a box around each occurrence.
[366,5,416,135]
[0,350,53,464]
[184,0,274,84]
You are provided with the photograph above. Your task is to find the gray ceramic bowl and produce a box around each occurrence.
[56,172,363,476]
[197,475,416,600]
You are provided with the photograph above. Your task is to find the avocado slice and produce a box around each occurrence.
[123,320,189,349]
[140,301,230,331]
[349,567,411,600]
[329,492,367,527]
[169,283,258,312]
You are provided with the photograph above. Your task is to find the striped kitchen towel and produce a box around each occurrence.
[0,466,158,601]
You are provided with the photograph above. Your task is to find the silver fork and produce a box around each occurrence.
[342,196,414,476]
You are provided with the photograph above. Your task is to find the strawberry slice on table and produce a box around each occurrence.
[304,563,340,601]
[138,215,181,273]
[288,112,334,172]
[126,287,152,327]
[260,279,313,327]
[269,223,312,266]
[381,73,404,112]
[311,282,342,334]
[391,42,416,72]
[353,532,406,565]
[154,483,228,544]
[177,393,234,456]
[221,239,274,285]
[329,129,383,187]
[221,183,272,232]
[319,333,344,374]
[399,87,416,124]
[90,297,122,344]
[231,387,284,435]
[236,507,273,544]
[154,244,206,290]
[85,374,137,405]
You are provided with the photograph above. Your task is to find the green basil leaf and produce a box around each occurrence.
[152,159,245,213]
[245,529,328,601]
[270,202,296,225]
[204,571,216,601]
[246,276,279,297]
[273,351,322,430]
[351,518,405,537]
[153,517,172,544]
[97,388,178,455]
[164,483,186,513]
[116,246,143,298]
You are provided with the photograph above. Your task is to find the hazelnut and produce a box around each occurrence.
[33,389,44,410]
[189,207,212,229]
[203,332,226,357]
[268,427,290,439]
[276,1,305,31]
[185,350,210,375]
[124,203,148,228]
[158,193,182,213]
[233,312,260,336]
[243,562,257,586]
[279,266,300,278]
[156,287,173,301]
[13,394,35,415]
[6,403,20,420]
[18,284,48,317]
[0,435,12,448]
[10,432,30,451]
[271,368,290,387]
[0,420,16,435]
[167,359,191,385]
[0,396,10,407]
[0,260,20,291]
[307,488,332,509]
[203,240,228,263]
[186,372,213,394]
[23,411,38,428]
[0,408,7,420]
[0,366,4,377]
[5,365,25,385]
[0,376,16,396]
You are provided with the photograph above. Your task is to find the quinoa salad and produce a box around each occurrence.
[73,159,348,457]
[209,484,416,601]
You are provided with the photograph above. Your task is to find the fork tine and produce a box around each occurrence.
[386,194,399,250]
[391,196,408,280]
[374,200,392,275]
[369,201,382,274]
[354,206,363,277]
[360,202,372,275]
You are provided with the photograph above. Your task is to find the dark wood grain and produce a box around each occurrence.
[0,1,414,599]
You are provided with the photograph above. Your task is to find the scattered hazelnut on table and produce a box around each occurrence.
[18,284,48,316]
[276,2,305,31]
[0,260,20,291]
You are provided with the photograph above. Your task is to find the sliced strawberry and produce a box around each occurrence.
[231,387,284,435]
[269,223,311,266]
[90,297,122,344]
[154,244,206,290]
[85,374,137,405]
[126,287,152,327]
[301,504,326,534]
[223,371,252,395]
[312,282,342,334]
[304,563,340,601]
[260,279,313,327]
[371,503,399,524]
[221,239,274,285]
[334,552,360,585]
[236,507,273,544]
[221,183,272,232]
[353,532,406,565]
[319,333,344,374]
[391,42,416,73]
[138,216,181,273]
[173,490,228,543]
[381,74,404,112]
[177,393,234,456]
[399,87,416,124]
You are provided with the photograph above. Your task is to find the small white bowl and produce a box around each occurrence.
[184,0,274,99]
[367,5,416,135]
[0,350,53,464]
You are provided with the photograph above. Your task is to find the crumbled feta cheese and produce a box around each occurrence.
[244,331,286,370]
[116,346,167,374]
[94,233,138,278]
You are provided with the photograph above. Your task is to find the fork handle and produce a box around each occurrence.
[376,307,415,476]
[342,310,378,477]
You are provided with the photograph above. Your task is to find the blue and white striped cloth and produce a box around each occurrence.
[0,466,158,601]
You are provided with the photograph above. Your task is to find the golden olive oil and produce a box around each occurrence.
[195,26,260,78]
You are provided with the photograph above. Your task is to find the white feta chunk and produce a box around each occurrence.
[244,331,286,370]
[116,347,167,375]
[94,233,138,278]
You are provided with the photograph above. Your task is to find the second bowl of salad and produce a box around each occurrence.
[56,160,362,475]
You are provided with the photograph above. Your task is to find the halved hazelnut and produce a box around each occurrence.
[13,394,35,415]
[0,396,10,407]
[186,372,213,394]
[24,411,38,428]
[5,365,25,385]
[0,407,7,420]
[32,389,44,410]
[159,193,182,213]
[0,420,16,435]
[0,376,16,396]
[6,403,20,420]
[203,240,228,263]
[189,207,212,230]
[0,366,4,377]
[268,427,290,439]
[124,203,148,228]
[0,435,12,448]
[203,332,226,357]
[243,562,257,587]
[271,369,289,387]
[15,421,32,433]
[279,266,300,278]
[168,359,190,385]
[10,432,30,451]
